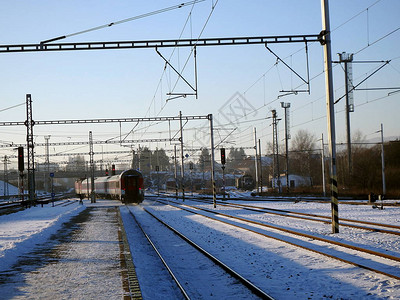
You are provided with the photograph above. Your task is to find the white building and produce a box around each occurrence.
[270,174,312,188]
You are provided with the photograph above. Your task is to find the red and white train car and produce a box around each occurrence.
[75,169,144,203]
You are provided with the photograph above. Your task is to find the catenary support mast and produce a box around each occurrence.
[25,94,36,206]
[254,128,259,193]
[321,0,339,233]
[209,114,216,208]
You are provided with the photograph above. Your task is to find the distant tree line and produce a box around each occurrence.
[57,130,400,197]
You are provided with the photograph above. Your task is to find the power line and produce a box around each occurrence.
[331,0,383,32]
[40,1,205,44]
[355,27,400,55]
[0,102,25,113]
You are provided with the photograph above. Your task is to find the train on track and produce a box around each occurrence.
[75,169,144,203]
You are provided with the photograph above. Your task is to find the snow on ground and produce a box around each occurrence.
[0,181,19,197]
[1,196,400,299]
[0,201,86,272]
[0,199,129,299]
[129,198,400,299]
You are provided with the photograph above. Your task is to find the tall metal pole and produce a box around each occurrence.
[222,165,225,200]
[174,145,178,199]
[209,114,216,208]
[281,102,291,192]
[44,135,50,193]
[26,94,36,206]
[156,147,160,196]
[258,139,263,193]
[321,0,339,233]
[380,123,386,196]
[89,131,95,203]
[131,148,135,169]
[321,134,326,197]
[344,60,352,177]
[272,110,281,193]
[179,111,185,201]
[254,128,259,193]
[3,156,9,197]
[338,52,354,177]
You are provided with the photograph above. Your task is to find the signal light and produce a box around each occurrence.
[18,147,24,172]
[105,169,109,176]
[220,148,226,165]
[111,164,116,175]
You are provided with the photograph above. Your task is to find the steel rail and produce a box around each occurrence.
[190,198,400,236]
[126,207,190,299]
[129,205,274,299]
[161,193,400,229]
[168,199,400,262]
[222,200,400,230]
[155,198,400,281]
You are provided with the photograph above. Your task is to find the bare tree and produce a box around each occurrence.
[290,129,317,182]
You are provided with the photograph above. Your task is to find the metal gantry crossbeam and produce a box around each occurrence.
[0,138,180,148]
[0,115,210,127]
[34,150,132,158]
[0,35,322,53]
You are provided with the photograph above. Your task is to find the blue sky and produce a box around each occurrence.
[0,0,399,166]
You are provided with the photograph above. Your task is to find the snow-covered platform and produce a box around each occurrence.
[0,199,137,299]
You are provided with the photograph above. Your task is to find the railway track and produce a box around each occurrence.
[189,197,400,236]
[153,197,400,281]
[0,195,77,215]
[151,192,400,206]
[125,205,274,299]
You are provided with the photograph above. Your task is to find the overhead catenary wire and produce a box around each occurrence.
[40,0,205,44]
[142,1,389,148]
[163,0,220,103]
[139,0,219,144]
[3,2,398,160]
[0,102,25,113]
[140,1,202,142]
[242,0,392,107]
[250,22,399,145]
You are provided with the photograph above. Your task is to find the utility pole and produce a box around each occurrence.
[174,145,178,199]
[179,111,185,201]
[44,135,51,193]
[379,123,386,196]
[254,128,259,193]
[321,134,326,197]
[271,109,281,193]
[281,102,291,192]
[156,147,160,196]
[26,94,36,206]
[258,139,263,193]
[89,131,95,203]
[338,52,354,176]
[138,145,141,171]
[190,162,194,196]
[131,148,135,169]
[321,0,339,233]
[209,114,216,208]
[3,156,9,197]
